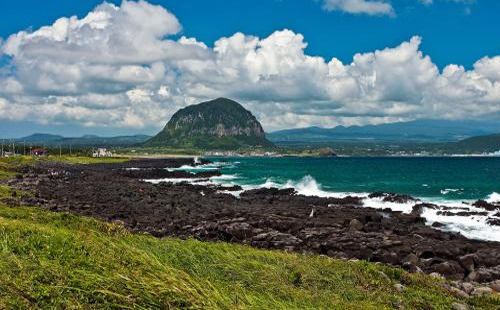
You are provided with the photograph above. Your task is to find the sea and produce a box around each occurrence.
[145,156,500,242]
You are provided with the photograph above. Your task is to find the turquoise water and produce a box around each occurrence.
[213,157,500,201]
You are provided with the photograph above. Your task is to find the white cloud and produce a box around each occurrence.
[418,0,433,5]
[418,0,476,6]
[0,0,499,133]
[321,0,394,16]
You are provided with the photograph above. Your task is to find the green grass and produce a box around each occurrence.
[0,157,499,308]
[0,156,128,166]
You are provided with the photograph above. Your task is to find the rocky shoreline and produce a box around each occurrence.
[7,158,500,296]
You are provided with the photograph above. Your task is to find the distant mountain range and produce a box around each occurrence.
[4,117,500,153]
[10,134,152,147]
[267,119,500,143]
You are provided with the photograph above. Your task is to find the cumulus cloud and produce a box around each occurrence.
[0,0,499,132]
[321,0,394,16]
[418,0,476,6]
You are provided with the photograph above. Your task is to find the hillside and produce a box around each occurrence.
[268,119,500,143]
[0,158,498,308]
[444,133,500,153]
[13,134,152,147]
[144,98,274,150]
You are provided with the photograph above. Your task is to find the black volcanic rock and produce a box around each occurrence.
[144,98,274,149]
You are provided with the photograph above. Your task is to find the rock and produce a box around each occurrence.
[473,200,499,211]
[490,280,500,292]
[378,271,390,281]
[393,283,405,292]
[381,252,400,265]
[368,192,415,203]
[466,268,499,283]
[487,218,500,226]
[349,219,364,231]
[429,272,445,280]
[403,262,422,274]
[403,253,418,265]
[451,302,468,310]
[458,254,476,273]
[461,282,474,295]
[433,261,464,280]
[471,286,493,297]
[431,221,445,228]
[449,287,469,299]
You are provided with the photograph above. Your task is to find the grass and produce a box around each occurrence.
[0,157,499,308]
[0,155,128,166]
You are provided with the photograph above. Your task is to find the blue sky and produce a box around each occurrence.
[1,0,498,69]
[0,0,500,137]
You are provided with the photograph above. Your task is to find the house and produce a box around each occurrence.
[32,147,46,156]
[92,148,112,158]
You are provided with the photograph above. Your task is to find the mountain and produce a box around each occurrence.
[15,134,152,147]
[444,133,500,153]
[145,98,274,150]
[21,133,65,142]
[267,119,500,143]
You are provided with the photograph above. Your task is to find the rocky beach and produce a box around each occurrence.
[6,157,500,297]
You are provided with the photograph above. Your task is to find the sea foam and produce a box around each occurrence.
[487,192,500,203]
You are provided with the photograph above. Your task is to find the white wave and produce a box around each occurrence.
[362,197,415,213]
[423,207,500,242]
[167,163,220,171]
[440,188,460,195]
[211,174,240,181]
[144,177,209,185]
[486,192,500,203]
[284,175,358,198]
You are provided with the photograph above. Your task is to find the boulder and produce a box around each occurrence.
[403,253,418,266]
[458,254,477,273]
[429,272,445,280]
[393,283,405,292]
[451,302,468,310]
[489,280,500,292]
[349,219,364,232]
[471,286,493,297]
[433,261,465,280]
[461,282,474,295]
[449,287,469,299]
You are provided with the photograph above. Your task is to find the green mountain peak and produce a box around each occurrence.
[145,98,274,150]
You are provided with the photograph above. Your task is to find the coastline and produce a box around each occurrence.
[10,157,500,286]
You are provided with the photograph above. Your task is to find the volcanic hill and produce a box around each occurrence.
[145,98,274,150]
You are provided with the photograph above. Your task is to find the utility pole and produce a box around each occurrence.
[59,145,62,157]
[70,143,72,156]
[13,140,15,155]
[23,141,26,156]
[1,139,3,157]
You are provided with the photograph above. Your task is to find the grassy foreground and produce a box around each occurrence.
[0,157,499,309]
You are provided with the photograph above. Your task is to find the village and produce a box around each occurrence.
[0,140,113,158]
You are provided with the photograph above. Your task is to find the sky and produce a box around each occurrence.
[0,0,500,137]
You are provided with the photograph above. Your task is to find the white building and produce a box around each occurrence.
[92,148,112,158]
